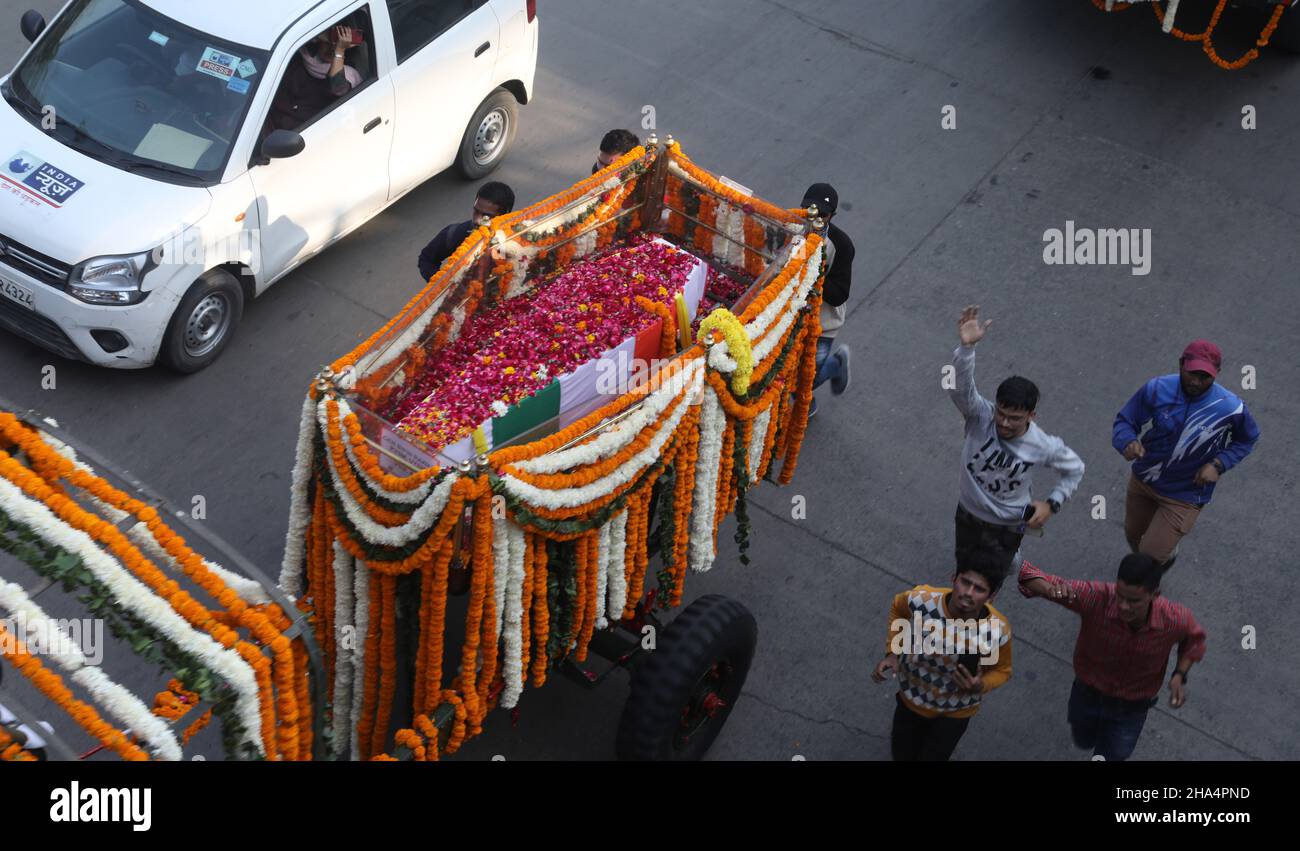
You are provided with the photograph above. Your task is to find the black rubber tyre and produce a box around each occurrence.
[1273,4,1300,53]
[457,89,518,179]
[159,269,243,373]
[615,594,757,761]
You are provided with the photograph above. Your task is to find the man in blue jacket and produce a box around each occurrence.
[1112,340,1260,569]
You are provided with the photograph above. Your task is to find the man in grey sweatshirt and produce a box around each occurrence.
[949,305,1085,567]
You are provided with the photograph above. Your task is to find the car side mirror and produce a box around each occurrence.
[259,129,305,162]
[20,10,46,42]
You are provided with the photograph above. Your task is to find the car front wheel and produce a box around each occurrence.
[457,89,518,179]
[160,269,243,373]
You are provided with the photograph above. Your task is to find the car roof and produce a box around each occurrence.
[139,0,330,51]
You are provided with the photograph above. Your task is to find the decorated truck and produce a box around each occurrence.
[279,137,828,761]
[1090,0,1300,68]
[0,138,828,761]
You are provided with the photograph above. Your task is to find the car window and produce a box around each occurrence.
[7,0,269,183]
[386,0,481,64]
[263,6,376,137]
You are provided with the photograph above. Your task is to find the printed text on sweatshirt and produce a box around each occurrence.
[948,345,1085,526]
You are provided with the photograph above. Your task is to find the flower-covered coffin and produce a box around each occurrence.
[280,141,829,759]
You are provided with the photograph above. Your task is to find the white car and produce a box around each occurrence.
[0,0,538,371]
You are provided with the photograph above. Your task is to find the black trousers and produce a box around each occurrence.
[955,504,1024,568]
[891,693,972,761]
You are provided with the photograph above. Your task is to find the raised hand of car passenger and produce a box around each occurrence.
[333,26,353,47]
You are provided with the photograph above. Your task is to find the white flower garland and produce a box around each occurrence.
[348,558,370,762]
[280,393,318,598]
[0,476,264,754]
[317,398,458,547]
[744,237,810,339]
[688,386,727,572]
[125,525,271,606]
[708,340,739,374]
[574,227,600,262]
[606,510,629,619]
[492,514,511,643]
[751,245,824,366]
[594,520,611,630]
[74,667,183,760]
[748,406,773,484]
[499,520,527,709]
[1160,0,1180,32]
[730,202,748,269]
[330,541,355,757]
[0,580,183,761]
[499,373,697,510]
[514,359,704,475]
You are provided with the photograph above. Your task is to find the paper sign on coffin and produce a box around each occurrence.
[378,244,708,473]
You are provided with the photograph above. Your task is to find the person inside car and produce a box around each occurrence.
[267,24,364,132]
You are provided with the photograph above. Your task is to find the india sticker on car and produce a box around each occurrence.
[3,151,85,208]
[0,275,35,310]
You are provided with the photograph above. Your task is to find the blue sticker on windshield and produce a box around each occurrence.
[2,151,85,208]
[227,77,250,94]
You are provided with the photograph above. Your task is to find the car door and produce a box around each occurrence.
[384,0,500,201]
[248,3,396,282]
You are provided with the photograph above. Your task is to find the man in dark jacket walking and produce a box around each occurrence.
[802,183,855,418]
[417,181,515,282]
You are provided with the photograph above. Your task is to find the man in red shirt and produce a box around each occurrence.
[1018,554,1206,761]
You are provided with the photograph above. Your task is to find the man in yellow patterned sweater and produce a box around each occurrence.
[872,549,1014,760]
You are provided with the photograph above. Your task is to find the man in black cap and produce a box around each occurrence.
[417,181,516,282]
[801,183,855,417]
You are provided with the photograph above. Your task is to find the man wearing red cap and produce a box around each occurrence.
[1112,340,1260,569]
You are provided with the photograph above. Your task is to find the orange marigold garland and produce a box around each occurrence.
[530,536,551,687]
[182,709,214,745]
[0,621,149,761]
[370,574,399,758]
[0,724,38,761]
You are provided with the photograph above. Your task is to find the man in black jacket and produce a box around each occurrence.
[801,183,855,417]
[417,181,516,282]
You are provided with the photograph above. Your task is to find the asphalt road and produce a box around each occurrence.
[2,0,1298,761]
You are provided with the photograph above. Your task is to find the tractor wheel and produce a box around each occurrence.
[615,594,757,760]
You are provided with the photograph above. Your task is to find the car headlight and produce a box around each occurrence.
[68,250,158,306]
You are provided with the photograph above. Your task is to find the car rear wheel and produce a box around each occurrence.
[160,269,243,373]
[457,89,518,179]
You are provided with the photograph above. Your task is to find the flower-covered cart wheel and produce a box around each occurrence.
[615,594,756,761]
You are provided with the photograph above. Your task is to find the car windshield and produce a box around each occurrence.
[6,0,268,183]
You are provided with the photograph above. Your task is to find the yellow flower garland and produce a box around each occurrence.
[698,308,754,396]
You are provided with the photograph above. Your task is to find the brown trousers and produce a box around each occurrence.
[1123,474,1202,564]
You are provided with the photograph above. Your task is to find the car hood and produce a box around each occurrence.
[0,100,212,268]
